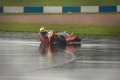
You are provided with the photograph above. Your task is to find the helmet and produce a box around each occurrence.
[40,27,45,32]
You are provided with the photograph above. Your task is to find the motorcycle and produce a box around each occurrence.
[39,32,81,45]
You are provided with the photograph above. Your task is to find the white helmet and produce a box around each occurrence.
[40,27,45,32]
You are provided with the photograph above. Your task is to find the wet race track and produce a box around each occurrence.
[0,32,120,80]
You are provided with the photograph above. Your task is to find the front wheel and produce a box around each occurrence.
[74,36,81,42]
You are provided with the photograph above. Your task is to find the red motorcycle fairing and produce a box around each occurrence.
[65,36,76,42]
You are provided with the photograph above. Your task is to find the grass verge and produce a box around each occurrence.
[0,22,120,36]
[0,0,120,6]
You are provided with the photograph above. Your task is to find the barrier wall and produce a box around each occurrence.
[99,6,117,12]
[0,6,3,13]
[62,7,80,13]
[81,6,99,13]
[3,6,23,13]
[117,6,120,12]
[1,5,120,13]
[24,7,43,13]
[44,6,62,13]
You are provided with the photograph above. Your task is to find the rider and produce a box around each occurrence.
[39,27,48,43]
[39,27,48,36]
[39,27,74,43]
[39,27,55,43]
[59,31,69,40]
[47,30,54,43]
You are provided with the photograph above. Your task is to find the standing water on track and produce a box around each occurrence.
[0,32,120,80]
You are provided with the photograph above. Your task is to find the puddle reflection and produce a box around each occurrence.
[39,43,81,59]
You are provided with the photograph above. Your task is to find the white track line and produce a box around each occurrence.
[75,60,120,64]
[81,44,107,47]
[0,40,41,44]
[0,40,119,47]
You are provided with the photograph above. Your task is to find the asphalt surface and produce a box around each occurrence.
[0,32,120,80]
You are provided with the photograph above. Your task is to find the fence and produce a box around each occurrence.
[0,6,120,13]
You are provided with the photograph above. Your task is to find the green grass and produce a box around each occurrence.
[0,22,120,36]
[0,0,120,6]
